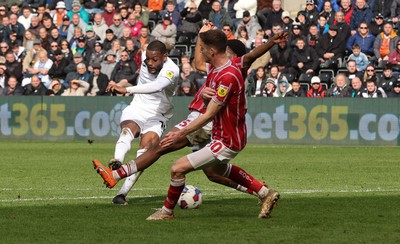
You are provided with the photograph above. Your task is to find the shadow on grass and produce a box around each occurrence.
[1,194,400,243]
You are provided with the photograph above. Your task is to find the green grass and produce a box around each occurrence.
[1,141,400,243]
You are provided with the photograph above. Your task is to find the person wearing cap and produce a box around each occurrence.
[208,1,233,30]
[67,13,88,42]
[281,11,294,32]
[373,21,400,67]
[346,22,375,56]
[75,36,91,62]
[53,2,68,28]
[63,52,86,74]
[151,12,177,50]
[387,80,400,97]
[307,76,326,97]
[288,22,306,48]
[235,10,262,40]
[291,37,319,77]
[59,15,71,39]
[67,0,89,24]
[165,1,182,30]
[103,29,117,51]
[316,24,346,69]
[87,62,110,96]
[369,13,385,36]
[22,39,45,74]
[88,42,106,69]
[17,6,33,30]
[101,50,118,79]
[175,79,197,96]
[304,0,319,25]
[48,49,68,83]
[350,0,373,35]
[85,25,101,50]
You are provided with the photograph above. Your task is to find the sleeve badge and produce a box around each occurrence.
[217,85,229,97]
[166,70,174,79]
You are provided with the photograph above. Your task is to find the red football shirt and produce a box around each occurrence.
[188,56,245,113]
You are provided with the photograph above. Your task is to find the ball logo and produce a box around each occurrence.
[109,102,128,136]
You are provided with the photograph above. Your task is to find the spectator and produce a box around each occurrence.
[351,76,364,97]
[281,11,293,33]
[387,80,400,97]
[348,43,369,72]
[178,62,202,90]
[46,78,65,96]
[85,25,101,50]
[101,50,118,79]
[236,26,251,49]
[374,0,392,19]
[388,40,400,71]
[110,50,138,87]
[262,78,277,97]
[1,75,23,96]
[87,63,110,96]
[67,13,87,42]
[103,29,117,51]
[246,66,268,97]
[325,73,352,97]
[221,24,235,40]
[340,0,354,25]
[23,74,48,96]
[378,65,397,93]
[360,79,387,97]
[165,1,182,31]
[267,65,285,83]
[102,2,116,27]
[23,40,45,75]
[317,15,330,35]
[64,52,86,74]
[48,27,65,46]
[48,41,60,61]
[133,3,149,27]
[65,62,90,87]
[369,13,385,36]
[93,14,108,42]
[18,6,33,30]
[69,27,84,52]
[133,26,155,50]
[208,1,233,30]
[124,14,142,40]
[42,15,56,33]
[83,0,105,14]
[67,0,89,24]
[286,80,307,97]
[261,0,284,37]
[4,13,25,44]
[391,0,400,29]
[373,22,400,67]
[110,13,125,38]
[316,25,346,69]
[38,27,50,51]
[125,39,139,65]
[345,59,364,81]
[198,0,215,20]
[296,10,309,31]
[317,0,340,12]
[110,39,124,61]
[350,0,373,35]
[304,0,319,25]
[233,0,257,27]
[0,42,10,57]
[307,24,320,50]
[151,13,177,50]
[175,80,197,96]
[307,76,326,97]
[61,78,89,96]
[273,78,292,97]
[269,38,292,73]
[31,50,53,88]
[60,39,73,61]
[333,11,351,42]
[288,22,306,48]
[12,44,26,63]
[23,30,36,52]
[320,2,336,26]
[48,49,68,82]
[59,15,70,39]
[180,2,203,41]
[88,42,106,69]
[291,37,319,77]
[363,64,381,84]
[346,22,375,57]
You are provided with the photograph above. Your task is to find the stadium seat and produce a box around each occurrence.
[147,20,156,32]
[298,73,313,83]
[169,48,182,59]
[319,69,335,85]
[173,44,188,56]
[300,82,310,91]
[282,73,295,83]
[170,57,179,65]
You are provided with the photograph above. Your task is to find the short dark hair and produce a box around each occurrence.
[352,43,360,50]
[199,30,227,54]
[147,40,167,54]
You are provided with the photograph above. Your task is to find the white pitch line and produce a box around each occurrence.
[1,189,399,203]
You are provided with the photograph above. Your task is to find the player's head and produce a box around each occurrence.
[199,30,227,62]
[145,40,168,74]
[226,39,246,59]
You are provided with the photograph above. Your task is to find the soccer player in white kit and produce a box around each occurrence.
[104,40,179,203]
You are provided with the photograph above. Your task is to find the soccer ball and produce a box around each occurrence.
[178,185,203,209]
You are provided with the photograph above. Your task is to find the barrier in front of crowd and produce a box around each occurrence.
[0,97,399,146]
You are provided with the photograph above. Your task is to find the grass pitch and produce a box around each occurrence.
[1,141,400,243]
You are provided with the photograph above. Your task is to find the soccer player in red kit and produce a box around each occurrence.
[146,29,280,220]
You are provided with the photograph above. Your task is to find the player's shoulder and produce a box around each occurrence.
[161,58,180,77]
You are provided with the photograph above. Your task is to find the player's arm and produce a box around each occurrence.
[193,23,215,73]
[125,76,171,94]
[242,32,287,68]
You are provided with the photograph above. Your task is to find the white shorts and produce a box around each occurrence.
[187,140,239,169]
[120,104,168,137]
[174,111,212,146]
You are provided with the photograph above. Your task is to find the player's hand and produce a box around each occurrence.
[271,32,288,43]
[199,22,215,33]
[160,131,182,148]
[106,84,127,94]
[200,87,216,101]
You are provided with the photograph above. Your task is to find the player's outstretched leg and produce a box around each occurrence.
[215,163,280,218]
[93,160,118,188]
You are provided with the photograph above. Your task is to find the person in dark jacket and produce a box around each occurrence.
[5,51,23,83]
[4,13,25,44]
[110,50,138,87]
[23,74,47,95]
[387,80,400,97]
[46,78,65,96]
[350,0,373,34]
[285,80,307,97]
[350,76,365,97]
[269,40,293,73]
[325,73,353,97]
[246,67,269,97]
[48,49,68,81]
[87,63,110,96]
[316,25,346,69]
[291,37,319,77]
[1,76,23,96]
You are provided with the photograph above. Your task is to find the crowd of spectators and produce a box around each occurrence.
[0,0,400,98]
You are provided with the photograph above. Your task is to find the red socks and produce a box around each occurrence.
[164,178,185,210]
[228,165,264,193]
